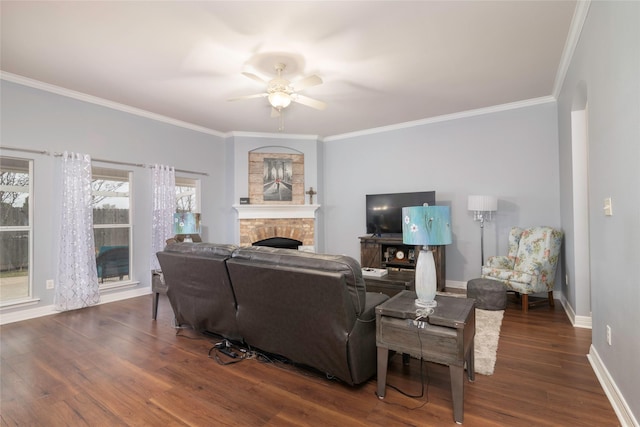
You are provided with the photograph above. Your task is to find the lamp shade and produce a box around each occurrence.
[468,195,497,212]
[402,205,452,246]
[173,213,201,235]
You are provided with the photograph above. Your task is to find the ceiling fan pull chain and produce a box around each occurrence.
[278,111,285,132]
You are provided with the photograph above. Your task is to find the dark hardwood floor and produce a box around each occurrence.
[1,292,619,426]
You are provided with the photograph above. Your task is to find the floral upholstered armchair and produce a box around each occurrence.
[481,226,563,312]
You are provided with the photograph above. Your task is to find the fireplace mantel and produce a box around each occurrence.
[233,204,320,219]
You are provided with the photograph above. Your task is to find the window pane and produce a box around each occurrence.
[92,166,131,286]
[176,185,196,213]
[0,158,30,227]
[176,177,198,213]
[92,173,130,225]
[0,230,29,300]
[95,228,130,283]
[93,203,130,225]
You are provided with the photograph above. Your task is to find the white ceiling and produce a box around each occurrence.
[1,1,577,138]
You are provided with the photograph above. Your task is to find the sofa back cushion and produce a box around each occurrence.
[226,246,367,383]
[157,242,240,340]
[230,246,367,316]
[162,242,237,258]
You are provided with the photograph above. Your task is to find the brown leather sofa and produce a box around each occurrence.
[157,243,389,385]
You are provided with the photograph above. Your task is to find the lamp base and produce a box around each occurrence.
[415,298,438,309]
[415,248,438,309]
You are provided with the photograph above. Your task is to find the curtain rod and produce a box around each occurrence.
[51,152,209,176]
[0,145,50,155]
[55,154,147,169]
[52,151,209,176]
[1,145,209,176]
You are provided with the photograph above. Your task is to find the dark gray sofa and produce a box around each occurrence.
[157,243,241,341]
[157,243,389,385]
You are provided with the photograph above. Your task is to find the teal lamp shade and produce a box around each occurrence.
[402,205,452,247]
[402,205,452,308]
[173,213,201,235]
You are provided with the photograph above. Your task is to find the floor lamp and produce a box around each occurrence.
[468,195,497,269]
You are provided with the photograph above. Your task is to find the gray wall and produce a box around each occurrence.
[322,102,561,284]
[1,81,226,313]
[557,1,640,420]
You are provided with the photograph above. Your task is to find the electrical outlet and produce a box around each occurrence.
[46,279,54,290]
[606,325,612,346]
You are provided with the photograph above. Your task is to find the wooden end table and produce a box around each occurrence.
[376,290,475,424]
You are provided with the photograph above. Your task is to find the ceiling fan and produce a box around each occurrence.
[229,63,327,118]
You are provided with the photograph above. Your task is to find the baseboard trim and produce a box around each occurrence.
[560,294,592,329]
[446,280,467,290]
[588,345,639,427]
[0,286,152,325]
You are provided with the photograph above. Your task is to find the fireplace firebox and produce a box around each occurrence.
[253,237,302,250]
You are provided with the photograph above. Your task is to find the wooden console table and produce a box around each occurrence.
[363,270,415,297]
[359,235,446,291]
[376,290,475,424]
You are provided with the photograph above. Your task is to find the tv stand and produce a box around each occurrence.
[359,235,446,291]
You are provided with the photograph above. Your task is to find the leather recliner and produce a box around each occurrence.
[157,243,389,385]
[157,243,241,341]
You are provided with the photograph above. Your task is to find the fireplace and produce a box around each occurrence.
[253,237,302,249]
[233,204,320,251]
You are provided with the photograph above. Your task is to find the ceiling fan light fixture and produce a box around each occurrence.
[268,91,292,109]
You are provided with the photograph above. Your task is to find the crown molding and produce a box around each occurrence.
[324,96,556,142]
[226,131,320,140]
[552,0,592,97]
[1,72,225,138]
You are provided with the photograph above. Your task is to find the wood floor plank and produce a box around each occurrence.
[0,293,619,426]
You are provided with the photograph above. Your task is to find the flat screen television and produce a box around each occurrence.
[366,191,436,236]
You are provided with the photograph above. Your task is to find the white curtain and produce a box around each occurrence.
[151,164,176,271]
[55,152,100,311]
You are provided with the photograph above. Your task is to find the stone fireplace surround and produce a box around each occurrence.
[233,204,320,250]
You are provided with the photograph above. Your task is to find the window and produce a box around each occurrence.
[0,157,32,303]
[175,176,199,213]
[92,167,131,286]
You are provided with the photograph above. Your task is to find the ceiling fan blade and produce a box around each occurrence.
[227,93,268,102]
[242,71,268,84]
[292,94,327,110]
[291,74,323,91]
[270,107,281,118]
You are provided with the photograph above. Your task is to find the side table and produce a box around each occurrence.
[376,290,475,424]
[151,269,167,320]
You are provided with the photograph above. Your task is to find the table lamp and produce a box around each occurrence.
[173,212,201,242]
[402,205,452,308]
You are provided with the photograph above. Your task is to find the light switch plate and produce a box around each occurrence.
[604,197,613,216]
